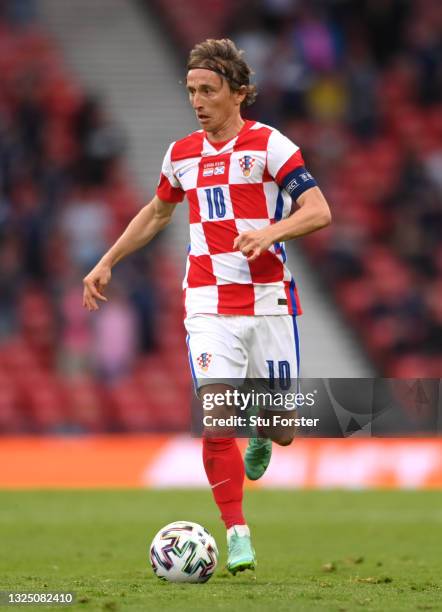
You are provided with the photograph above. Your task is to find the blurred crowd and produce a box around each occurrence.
[0,15,159,363]
[0,1,190,433]
[229,0,441,376]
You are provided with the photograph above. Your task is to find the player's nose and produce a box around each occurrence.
[191,92,203,109]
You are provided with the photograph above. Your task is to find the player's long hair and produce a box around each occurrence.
[187,38,257,108]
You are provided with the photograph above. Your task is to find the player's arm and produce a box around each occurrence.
[234,186,331,261]
[268,186,331,241]
[82,196,176,311]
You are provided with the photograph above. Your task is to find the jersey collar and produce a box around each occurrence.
[203,120,254,154]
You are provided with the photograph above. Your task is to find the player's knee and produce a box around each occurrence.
[273,433,295,447]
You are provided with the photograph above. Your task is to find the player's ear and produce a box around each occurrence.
[235,85,247,106]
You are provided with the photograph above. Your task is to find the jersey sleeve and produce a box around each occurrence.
[267,130,317,200]
[156,142,185,203]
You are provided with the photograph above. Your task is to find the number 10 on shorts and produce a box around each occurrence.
[267,360,291,390]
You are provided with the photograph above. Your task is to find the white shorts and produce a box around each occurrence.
[184,314,300,390]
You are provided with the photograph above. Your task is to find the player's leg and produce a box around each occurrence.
[200,383,255,573]
[244,315,300,479]
[185,315,256,573]
[200,383,246,529]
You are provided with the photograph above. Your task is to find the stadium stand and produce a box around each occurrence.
[149,0,442,377]
[0,4,190,432]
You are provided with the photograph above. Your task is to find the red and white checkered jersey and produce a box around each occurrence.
[156,120,307,317]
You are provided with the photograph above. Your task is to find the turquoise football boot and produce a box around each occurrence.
[244,437,272,481]
[226,528,256,575]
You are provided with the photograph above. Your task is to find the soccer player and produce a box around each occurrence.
[83,39,331,574]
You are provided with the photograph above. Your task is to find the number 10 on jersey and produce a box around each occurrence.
[205,187,226,219]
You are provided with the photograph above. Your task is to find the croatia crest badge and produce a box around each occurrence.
[239,155,255,177]
[197,352,212,372]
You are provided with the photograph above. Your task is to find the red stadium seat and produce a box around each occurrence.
[336,279,374,317]
[0,338,39,375]
[64,378,108,433]
[24,378,68,432]
[387,354,438,378]
[0,372,25,433]
[110,380,159,431]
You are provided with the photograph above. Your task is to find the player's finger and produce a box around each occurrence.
[83,284,101,310]
[233,236,245,250]
[85,282,108,302]
[83,291,97,310]
[234,232,252,249]
[94,281,109,301]
[240,239,257,254]
[247,247,261,261]
[237,238,253,253]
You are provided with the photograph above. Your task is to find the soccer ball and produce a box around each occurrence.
[149,521,219,583]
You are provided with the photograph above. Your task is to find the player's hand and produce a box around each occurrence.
[82,263,111,311]
[233,229,273,261]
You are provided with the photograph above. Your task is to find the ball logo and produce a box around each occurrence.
[239,155,255,177]
[197,352,212,372]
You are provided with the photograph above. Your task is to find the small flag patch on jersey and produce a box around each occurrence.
[239,155,255,177]
[203,161,225,177]
[197,352,212,372]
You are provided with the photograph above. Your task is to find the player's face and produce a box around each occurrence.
[186,69,243,133]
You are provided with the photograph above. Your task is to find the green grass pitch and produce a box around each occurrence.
[0,490,441,611]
